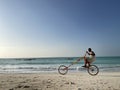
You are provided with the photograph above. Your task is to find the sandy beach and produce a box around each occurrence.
[0,72,120,90]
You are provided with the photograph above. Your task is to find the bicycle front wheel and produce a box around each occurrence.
[58,65,68,75]
[87,65,99,76]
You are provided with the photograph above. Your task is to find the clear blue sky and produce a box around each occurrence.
[0,0,120,57]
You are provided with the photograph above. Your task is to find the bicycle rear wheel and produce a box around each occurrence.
[87,65,99,76]
[58,65,68,75]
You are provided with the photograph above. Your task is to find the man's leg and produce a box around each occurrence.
[82,57,88,67]
[87,62,90,67]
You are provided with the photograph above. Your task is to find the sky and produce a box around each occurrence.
[0,0,120,58]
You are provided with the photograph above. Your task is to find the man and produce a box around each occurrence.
[82,48,96,67]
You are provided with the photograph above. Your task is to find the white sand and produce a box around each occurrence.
[0,72,120,90]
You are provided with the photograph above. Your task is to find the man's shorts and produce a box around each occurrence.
[86,56,96,63]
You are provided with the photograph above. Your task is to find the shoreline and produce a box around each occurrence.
[0,72,120,90]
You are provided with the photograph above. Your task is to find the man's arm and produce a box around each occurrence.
[86,51,95,56]
[86,51,90,55]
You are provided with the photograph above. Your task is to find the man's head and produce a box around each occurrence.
[88,48,92,52]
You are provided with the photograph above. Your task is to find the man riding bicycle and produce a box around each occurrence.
[58,48,99,75]
[82,48,96,67]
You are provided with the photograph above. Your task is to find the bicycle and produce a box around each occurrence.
[58,55,99,76]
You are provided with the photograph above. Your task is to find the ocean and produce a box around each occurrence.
[0,57,120,73]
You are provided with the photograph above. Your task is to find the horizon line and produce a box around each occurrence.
[0,56,120,59]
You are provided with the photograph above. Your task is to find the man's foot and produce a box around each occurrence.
[82,65,86,67]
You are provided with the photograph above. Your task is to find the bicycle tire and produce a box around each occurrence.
[58,65,68,75]
[87,65,99,76]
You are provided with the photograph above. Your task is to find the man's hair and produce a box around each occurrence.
[88,48,92,52]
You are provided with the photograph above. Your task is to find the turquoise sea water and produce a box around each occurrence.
[0,57,120,73]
